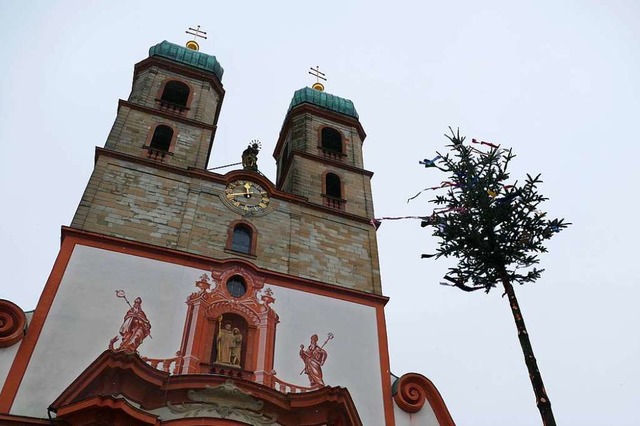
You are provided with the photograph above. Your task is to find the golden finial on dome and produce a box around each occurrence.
[185,25,207,51]
[309,66,327,92]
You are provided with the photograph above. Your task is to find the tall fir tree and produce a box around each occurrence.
[416,128,569,426]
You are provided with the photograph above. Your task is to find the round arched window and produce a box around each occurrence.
[321,127,342,153]
[161,80,190,107]
[226,275,247,298]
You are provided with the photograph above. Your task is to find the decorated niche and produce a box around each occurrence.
[174,263,279,384]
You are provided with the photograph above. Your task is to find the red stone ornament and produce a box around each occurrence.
[0,299,27,348]
[393,373,456,425]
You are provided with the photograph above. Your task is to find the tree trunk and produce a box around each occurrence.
[499,271,556,426]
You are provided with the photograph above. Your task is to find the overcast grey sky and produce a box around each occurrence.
[1,1,639,424]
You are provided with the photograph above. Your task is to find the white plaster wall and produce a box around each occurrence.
[0,311,32,396]
[0,342,22,392]
[269,284,386,425]
[10,245,388,424]
[393,401,440,426]
[11,245,205,417]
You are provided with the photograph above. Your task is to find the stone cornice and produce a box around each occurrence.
[95,148,377,226]
[61,226,389,305]
[118,99,216,130]
[276,150,373,190]
[134,56,225,97]
[273,104,367,160]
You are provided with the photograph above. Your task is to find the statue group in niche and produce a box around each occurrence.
[299,332,334,386]
[109,290,152,352]
[216,319,243,367]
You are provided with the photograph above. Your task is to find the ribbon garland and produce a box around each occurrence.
[407,181,460,203]
[419,155,443,168]
[377,135,522,232]
[471,138,500,149]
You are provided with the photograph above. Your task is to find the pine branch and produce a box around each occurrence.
[416,128,570,292]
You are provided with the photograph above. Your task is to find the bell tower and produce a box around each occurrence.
[103,40,224,169]
[69,40,225,247]
[274,84,374,219]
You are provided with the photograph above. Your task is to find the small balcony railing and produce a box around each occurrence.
[143,146,173,162]
[322,194,346,210]
[142,352,182,375]
[318,146,346,162]
[271,375,321,394]
[156,98,189,115]
[210,363,255,381]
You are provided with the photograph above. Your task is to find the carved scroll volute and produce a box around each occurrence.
[393,373,429,413]
[0,299,27,348]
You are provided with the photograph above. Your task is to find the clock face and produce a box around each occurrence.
[224,180,270,214]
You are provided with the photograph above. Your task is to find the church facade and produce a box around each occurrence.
[0,39,455,425]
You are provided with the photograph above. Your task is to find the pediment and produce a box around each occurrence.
[51,350,362,425]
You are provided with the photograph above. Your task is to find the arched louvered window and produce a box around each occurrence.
[321,127,343,153]
[160,81,190,108]
[325,173,342,199]
[149,125,173,152]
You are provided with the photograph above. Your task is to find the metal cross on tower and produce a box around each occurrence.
[185,25,207,51]
[308,66,327,92]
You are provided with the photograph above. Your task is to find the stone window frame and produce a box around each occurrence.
[321,171,346,210]
[226,275,248,298]
[317,126,347,161]
[155,78,195,115]
[141,122,178,161]
[225,220,258,257]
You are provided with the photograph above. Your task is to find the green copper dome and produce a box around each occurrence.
[288,87,359,119]
[148,41,224,80]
